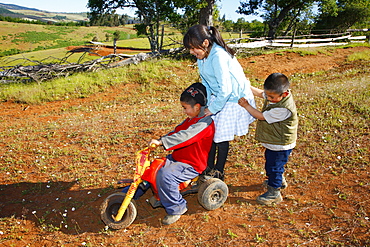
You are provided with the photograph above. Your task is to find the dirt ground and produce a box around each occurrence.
[66,45,152,57]
[0,46,369,246]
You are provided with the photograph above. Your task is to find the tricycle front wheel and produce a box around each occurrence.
[100,192,137,229]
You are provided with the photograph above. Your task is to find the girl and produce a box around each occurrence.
[183,24,255,180]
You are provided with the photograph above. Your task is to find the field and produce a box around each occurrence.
[0,46,369,246]
[0,21,156,60]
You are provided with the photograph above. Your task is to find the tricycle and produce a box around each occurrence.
[100,147,229,229]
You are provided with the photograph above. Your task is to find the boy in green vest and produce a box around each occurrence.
[238,73,298,205]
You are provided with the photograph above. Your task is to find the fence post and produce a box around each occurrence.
[160,25,164,51]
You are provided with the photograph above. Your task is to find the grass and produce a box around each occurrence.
[1,44,368,104]
[0,58,187,104]
[347,48,370,61]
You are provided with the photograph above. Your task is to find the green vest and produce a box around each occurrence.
[256,92,298,145]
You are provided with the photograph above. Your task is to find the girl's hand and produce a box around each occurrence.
[238,97,250,108]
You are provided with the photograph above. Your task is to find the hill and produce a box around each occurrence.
[0,21,150,63]
[0,2,88,23]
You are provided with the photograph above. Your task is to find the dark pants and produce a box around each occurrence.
[265,148,293,188]
[207,141,230,175]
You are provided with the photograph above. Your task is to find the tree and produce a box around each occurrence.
[233,18,250,33]
[88,0,180,52]
[222,19,234,32]
[89,10,123,26]
[170,0,219,32]
[113,30,121,54]
[199,0,216,26]
[314,0,370,32]
[88,0,217,51]
[237,0,318,39]
[237,0,341,39]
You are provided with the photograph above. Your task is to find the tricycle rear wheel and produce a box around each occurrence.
[100,192,137,229]
[197,178,228,211]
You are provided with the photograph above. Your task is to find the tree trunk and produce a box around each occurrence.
[267,3,299,39]
[199,0,215,26]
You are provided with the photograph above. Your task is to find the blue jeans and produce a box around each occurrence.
[156,155,199,215]
[265,149,293,188]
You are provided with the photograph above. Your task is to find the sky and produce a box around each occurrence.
[1,0,262,22]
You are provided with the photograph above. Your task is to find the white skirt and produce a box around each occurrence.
[212,101,255,143]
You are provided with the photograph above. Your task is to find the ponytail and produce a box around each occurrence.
[183,25,235,58]
[208,26,235,57]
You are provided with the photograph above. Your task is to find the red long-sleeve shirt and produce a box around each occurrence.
[161,115,215,173]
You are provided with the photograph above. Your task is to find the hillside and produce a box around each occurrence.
[0,21,151,63]
[0,2,88,23]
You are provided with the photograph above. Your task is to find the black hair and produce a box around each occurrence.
[264,73,290,94]
[183,25,235,58]
[180,82,207,107]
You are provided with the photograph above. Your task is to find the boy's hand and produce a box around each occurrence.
[149,139,162,148]
[238,97,250,108]
[238,97,265,120]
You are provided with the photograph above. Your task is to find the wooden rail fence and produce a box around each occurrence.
[228,29,370,49]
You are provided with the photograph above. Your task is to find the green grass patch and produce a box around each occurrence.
[0,59,188,104]
[347,49,370,61]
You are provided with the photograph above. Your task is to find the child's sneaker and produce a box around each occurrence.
[205,169,224,181]
[162,208,187,225]
[256,185,282,205]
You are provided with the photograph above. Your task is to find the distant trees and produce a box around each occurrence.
[314,0,370,32]
[237,0,320,39]
[237,0,370,39]
[0,14,88,26]
[88,11,129,26]
[232,18,265,37]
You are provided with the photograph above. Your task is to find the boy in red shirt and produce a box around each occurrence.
[149,83,215,225]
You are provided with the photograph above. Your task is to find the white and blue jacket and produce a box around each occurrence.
[197,44,252,114]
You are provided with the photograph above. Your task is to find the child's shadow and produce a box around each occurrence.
[227,183,262,205]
